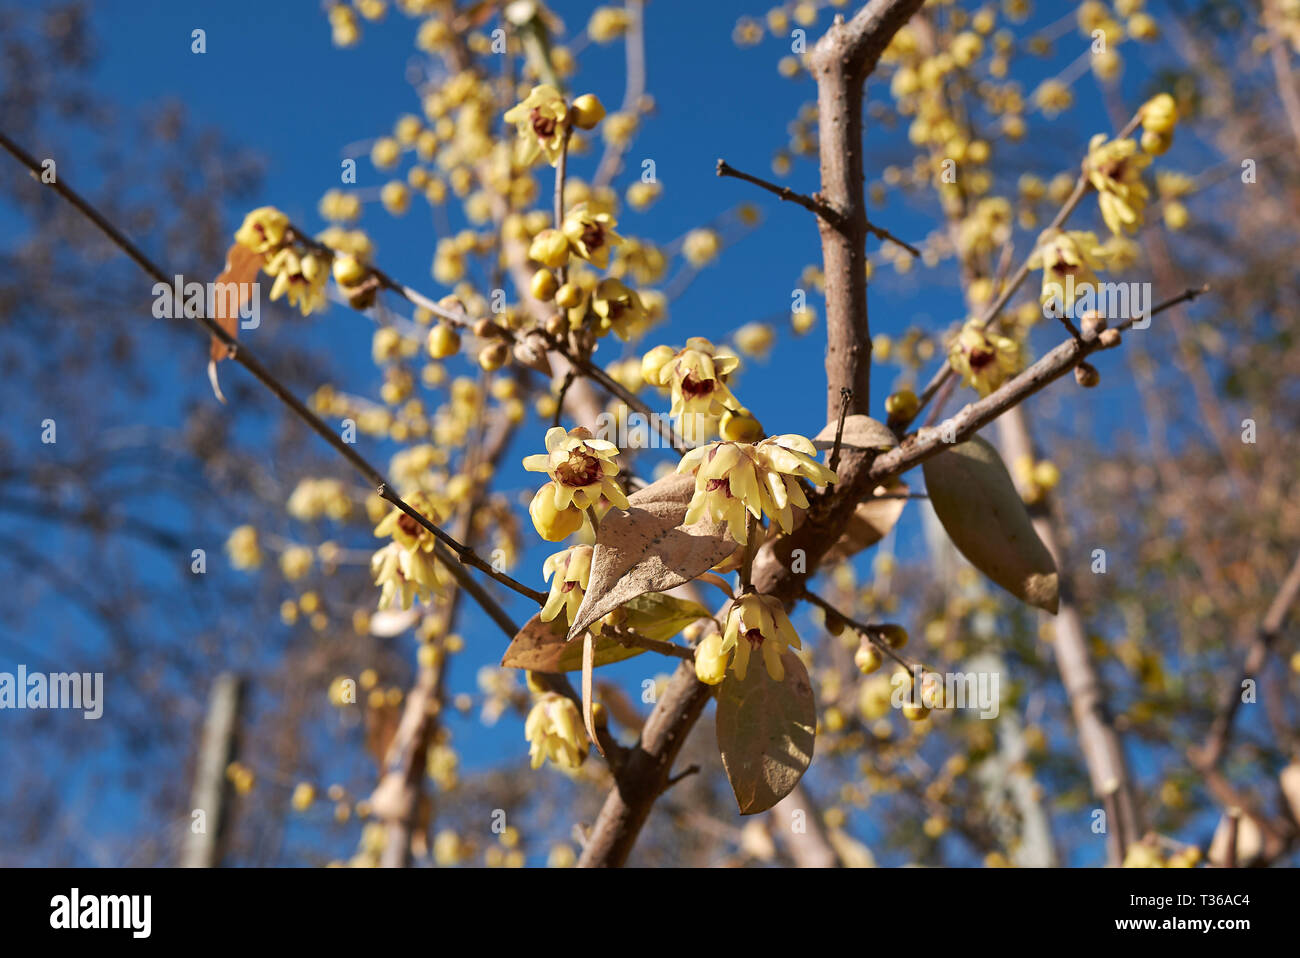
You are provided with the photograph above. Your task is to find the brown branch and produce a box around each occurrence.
[605,625,696,661]
[716,159,841,223]
[577,0,928,867]
[1192,547,1300,770]
[714,159,920,258]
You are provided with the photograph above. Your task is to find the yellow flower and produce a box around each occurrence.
[720,593,803,681]
[1084,133,1151,235]
[540,545,594,625]
[503,84,569,167]
[279,545,314,581]
[561,202,622,270]
[265,247,329,316]
[523,426,629,512]
[676,435,836,544]
[234,206,289,254]
[642,337,741,423]
[590,278,647,340]
[1030,228,1105,312]
[291,783,316,811]
[373,490,446,553]
[681,228,721,267]
[225,525,262,569]
[948,319,1021,397]
[1139,92,1178,136]
[525,692,588,769]
[1096,233,1141,271]
[587,6,629,43]
[370,541,439,610]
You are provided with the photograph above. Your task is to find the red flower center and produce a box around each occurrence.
[680,371,715,399]
[530,108,557,139]
[580,222,605,251]
[556,449,602,487]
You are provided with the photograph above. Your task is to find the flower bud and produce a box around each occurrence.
[531,268,559,301]
[478,340,509,371]
[1139,92,1178,135]
[854,642,882,675]
[720,407,765,442]
[427,323,461,359]
[570,93,606,130]
[640,344,676,385]
[694,632,729,686]
[332,253,367,286]
[554,282,583,309]
[876,623,909,649]
[529,228,571,268]
[1079,310,1106,339]
[885,388,920,424]
[529,484,585,541]
[1099,328,1122,348]
[1074,362,1100,387]
[1032,460,1061,491]
[1140,129,1171,155]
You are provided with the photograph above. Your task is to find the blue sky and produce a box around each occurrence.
[0,0,1231,865]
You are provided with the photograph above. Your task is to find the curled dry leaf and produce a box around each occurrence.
[716,648,816,815]
[922,435,1059,613]
[811,414,899,455]
[821,479,909,564]
[567,472,735,639]
[582,630,601,756]
[500,611,645,672]
[206,241,263,403]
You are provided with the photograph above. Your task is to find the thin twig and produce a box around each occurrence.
[828,386,853,474]
[606,626,695,661]
[717,157,922,257]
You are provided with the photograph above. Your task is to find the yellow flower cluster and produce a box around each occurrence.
[233,206,332,317]
[370,490,447,609]
[1084,134,1152,236]
[641,337,742,433]
[676,435,837,545]
[719,593,803,682]
[524,692,588,770]
[1029,228,1106,312]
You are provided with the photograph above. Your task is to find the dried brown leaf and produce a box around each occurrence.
[811,414,898,454]
[500,612,646,672]
[822,479,909,564]
[716,649,816,815]
[922,436,1059,613]
[568,473,735,638]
